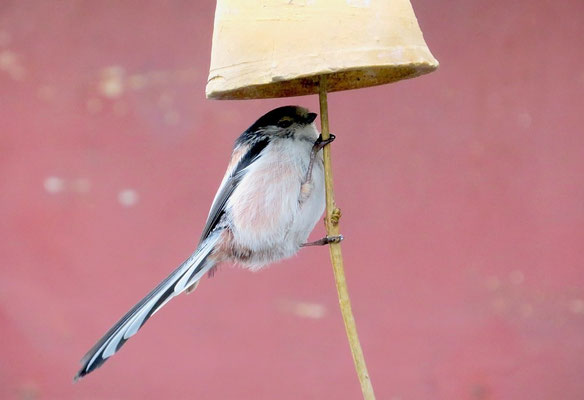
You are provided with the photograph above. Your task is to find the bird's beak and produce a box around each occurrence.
[306,112,318,124]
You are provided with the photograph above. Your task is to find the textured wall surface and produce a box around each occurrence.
[1,1,583,399]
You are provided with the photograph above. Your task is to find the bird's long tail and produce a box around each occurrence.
[74,232,221,381]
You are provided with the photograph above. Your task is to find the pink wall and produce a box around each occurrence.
[1,1,583,398]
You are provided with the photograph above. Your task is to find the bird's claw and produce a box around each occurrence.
[326,234,344,244]
[314,133,336,151]
[301,234,344,247]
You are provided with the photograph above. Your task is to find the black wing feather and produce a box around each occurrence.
[198,136,270,242]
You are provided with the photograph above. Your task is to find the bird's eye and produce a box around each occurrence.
[277,119,293,128]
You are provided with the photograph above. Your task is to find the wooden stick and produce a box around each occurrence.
[318,75,376,400]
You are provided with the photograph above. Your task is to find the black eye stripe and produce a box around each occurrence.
[277,119,293,128]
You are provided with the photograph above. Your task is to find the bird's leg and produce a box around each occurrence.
[301,234,344,247]
[300,134,336,205]
[303,134,336,185]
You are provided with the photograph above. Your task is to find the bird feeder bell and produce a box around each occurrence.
[206,0,438,99]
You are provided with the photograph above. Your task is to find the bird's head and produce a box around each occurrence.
[243,105,319,143]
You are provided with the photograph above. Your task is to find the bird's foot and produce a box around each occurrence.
[301,235,344,247]
[313,133,336,152]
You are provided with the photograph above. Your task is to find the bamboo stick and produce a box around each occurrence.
[318,75,376,400]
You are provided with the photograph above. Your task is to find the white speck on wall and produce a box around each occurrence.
[118,189,139,207]
[0,51,13,67]
[98,66,125,98]
[569,299,584,315]
[517,112,532,129]
[0,49,25,80]
[44,176,65,194]
[279,300,327,319]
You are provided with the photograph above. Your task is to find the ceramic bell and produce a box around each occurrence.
[206,0,439,100]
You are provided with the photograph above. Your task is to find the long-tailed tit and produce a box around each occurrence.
[75,105,341,380]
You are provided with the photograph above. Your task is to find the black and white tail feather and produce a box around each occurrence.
[75,130,267,381]
[74,232,221,381]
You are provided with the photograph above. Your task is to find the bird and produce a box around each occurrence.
[74,105,341,381]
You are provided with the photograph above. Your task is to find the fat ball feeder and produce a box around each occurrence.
[207,1,438,398]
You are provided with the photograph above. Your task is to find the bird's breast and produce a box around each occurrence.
[225,140,324,268]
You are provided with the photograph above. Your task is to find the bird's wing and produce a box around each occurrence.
[198,136,271,242]
[75,231,221,381]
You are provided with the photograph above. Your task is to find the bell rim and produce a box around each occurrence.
[207,60,439,100]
